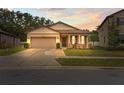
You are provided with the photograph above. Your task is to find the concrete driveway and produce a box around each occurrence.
[0,49,63,68]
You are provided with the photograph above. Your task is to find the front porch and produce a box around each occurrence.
[60,34,89,49]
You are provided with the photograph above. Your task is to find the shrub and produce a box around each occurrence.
[56,43,60,49]
[23,43,29,48]
[108,30,119,48]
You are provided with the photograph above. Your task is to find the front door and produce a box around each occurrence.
[62,37,67,47]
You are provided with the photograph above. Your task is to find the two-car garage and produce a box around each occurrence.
[30,37,56,49]
[27,27,59,49]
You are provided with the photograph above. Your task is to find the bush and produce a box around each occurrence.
[108,29,119,47]
[56,43,60,49]
[23,43,29,48]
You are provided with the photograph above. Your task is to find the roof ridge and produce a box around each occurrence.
[49,21,81,30]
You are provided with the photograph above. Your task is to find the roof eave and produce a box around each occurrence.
[98,9,124,30]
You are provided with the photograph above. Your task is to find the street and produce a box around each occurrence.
[0,69,124,85]
[0,49,124,85]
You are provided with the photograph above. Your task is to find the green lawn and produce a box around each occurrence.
[57,58,124,67]
[0,46,25,56]
[64,49,124,57]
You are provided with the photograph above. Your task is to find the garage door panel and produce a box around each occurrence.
[31,37,56,49]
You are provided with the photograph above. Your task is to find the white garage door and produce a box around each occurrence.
[31,37,56,49]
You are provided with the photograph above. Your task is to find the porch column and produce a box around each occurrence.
[86,36,89,48]
[60,35,62,47]
[68,34,71,44]
[85,36,88,48]
[78,35,81,44]
[67,34,71,48]
[80,35,82,44]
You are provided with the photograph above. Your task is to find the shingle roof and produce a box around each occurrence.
[0,29,16,37]
[29,21,90,34]
[48,21,81,30]
[98,9,124,29]
[48,21,89,34]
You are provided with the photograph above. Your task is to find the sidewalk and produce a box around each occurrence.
[45,49,65,57]
[58,56,124,59]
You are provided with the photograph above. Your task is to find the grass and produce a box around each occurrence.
[64,49,124,57]
[0,46,25,56]
[57,58,124,67]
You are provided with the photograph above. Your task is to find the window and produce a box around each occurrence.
[119,34,124,44]
[117,17,124,25]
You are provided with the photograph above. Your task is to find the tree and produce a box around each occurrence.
[108,17,119,48]
[89,30,99,47]
[108,30,119,48]
[45,19,53,25]
[0,8,54,41]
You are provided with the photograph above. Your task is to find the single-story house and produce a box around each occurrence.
[0,29,20,48]
[27,21,89,49]
[98,9,124,47]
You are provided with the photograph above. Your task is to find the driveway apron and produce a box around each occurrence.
[22,49,60,66]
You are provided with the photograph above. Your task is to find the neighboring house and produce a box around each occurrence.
[98,9,124,47]
[27,21,89,49]
[0,29,20,48]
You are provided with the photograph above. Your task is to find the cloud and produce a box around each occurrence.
[10,8,123,30]
[39,8,123,30]
[73,8,122,30]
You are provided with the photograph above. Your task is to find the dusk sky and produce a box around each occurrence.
[10,8,122,31]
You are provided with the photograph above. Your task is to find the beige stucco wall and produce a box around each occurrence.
[27,27,60,44]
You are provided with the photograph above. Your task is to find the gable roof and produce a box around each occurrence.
[49,21,89,34]
[98,9,124,29]
[49,21,81,30]
[29,21,89,34]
